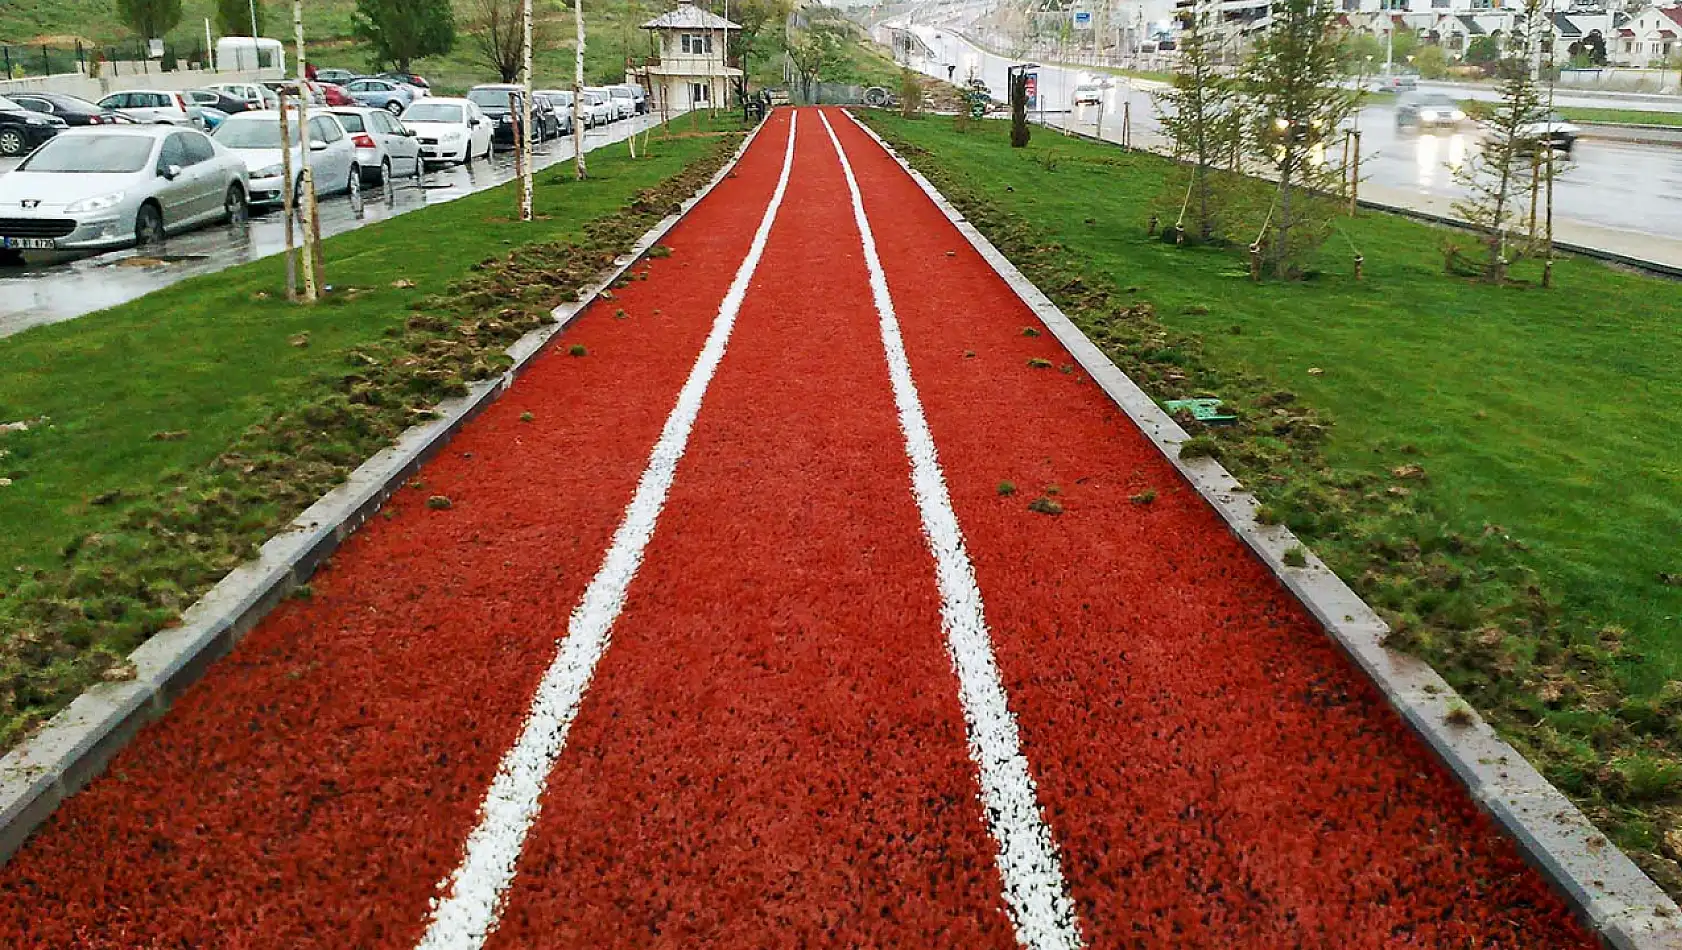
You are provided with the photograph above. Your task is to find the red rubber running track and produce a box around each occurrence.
[0,107,1596,948]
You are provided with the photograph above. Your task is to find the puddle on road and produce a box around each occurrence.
[112,255,211,268]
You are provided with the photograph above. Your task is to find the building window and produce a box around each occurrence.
[681,33,713,54]
[690,81,709,105]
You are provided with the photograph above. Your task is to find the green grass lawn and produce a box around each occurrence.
[0,113,747,747]
[1556,105,1682,127]
[862,110,1682,890]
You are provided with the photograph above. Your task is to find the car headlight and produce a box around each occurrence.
[253,164,284,178]
[64,191,126,214]
[25,115,51,126]
[1450,109,1466,121]
[1419,110,1439,121]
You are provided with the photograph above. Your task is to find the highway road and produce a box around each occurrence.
[0,113,668,339]
[896,22,1682,243]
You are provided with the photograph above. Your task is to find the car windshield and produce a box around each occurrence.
[468,89,517,110]
[214,117,300,148]
[18,134,154,172]
[332,112,366,132]
[0,95,23,111]
[405,103,463,123]
[543,91,573,104]
[1419,95,1458,107]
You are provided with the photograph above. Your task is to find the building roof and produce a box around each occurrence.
[641,1,740,31]
[1550,12,1582,35]
[1457,14,1485,34]
[1664,6,1682,29]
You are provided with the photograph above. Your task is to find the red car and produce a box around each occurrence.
[319,83,355,107]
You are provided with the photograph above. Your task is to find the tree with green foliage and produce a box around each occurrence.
[1009,67,1029,148]
[1414,43,1448,79]
[215,0,263,37]
[1451,0,1554,282]
[353,0,455,72]
[1242,0,1359,278]
[786,24,844,103]
[717,0,793,86]
[116,0,183,40]
[1157,0,1240,243]
[1466,35,1501,68]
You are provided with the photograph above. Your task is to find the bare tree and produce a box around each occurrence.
[470,0,548,83]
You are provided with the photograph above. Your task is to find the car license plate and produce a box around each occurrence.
[0,237,55,250]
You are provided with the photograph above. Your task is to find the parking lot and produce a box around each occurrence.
[0,112,671,339]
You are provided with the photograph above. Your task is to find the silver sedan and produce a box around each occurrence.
[0,125,248,258]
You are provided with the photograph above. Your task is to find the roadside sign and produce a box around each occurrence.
[147,38,165,59]
[1025,70,1038,110]
[1073,10,1093,28]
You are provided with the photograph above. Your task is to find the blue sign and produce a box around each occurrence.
[1073,10,1092,27]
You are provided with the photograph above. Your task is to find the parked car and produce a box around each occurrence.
[185,88,258,116]
[1517,112,1580,153]
[402,98,494,165]
[98,90,202,127]
[379,72,431,97]
[314,68,362,86]
[0,95,69,157]
[213,109,361,208]
[1395,92,1467,130]
[591,86,633,121]
[538,90,578,136]
[329,106,423,184]
[606,85,638,119]
[0,126,248,258]
[206,82,280,111]
[262,80,327,107]
[534,91,575,136]
[624,83,648,114]
[342,77,416,115]
[579,89,617,127]
[8,92,133,128]
[468,84,539,145]
[318,83,357,107]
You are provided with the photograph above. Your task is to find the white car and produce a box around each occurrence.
[401,98,494,166]
[98,90,202,127]
[0,125,248,257]
[212,109,361,209]
[1072,84,1103,107]
[329,106,423,184]
[206,82,279,111]
[579,89,617,127]
[1516,112,1581,153]
[587,86,631,122]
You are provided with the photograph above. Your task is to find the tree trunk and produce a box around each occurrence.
[1009,70,1029,148]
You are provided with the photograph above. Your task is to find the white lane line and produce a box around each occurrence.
[816,110,1086,950]
[415,111,801,950]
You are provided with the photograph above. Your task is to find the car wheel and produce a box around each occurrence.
[463,144,473,168]
[135,202,165,247]
[0,248,24,267]
[387,100,405,115]
[223,183,248,225]
[0,129,24,157]
[377,158,392,190]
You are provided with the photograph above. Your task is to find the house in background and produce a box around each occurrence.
[630,1,742,115]
[1615,5,1682,64]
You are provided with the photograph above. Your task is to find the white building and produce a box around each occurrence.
[630,1,742,114]
[1615,4,1682,64]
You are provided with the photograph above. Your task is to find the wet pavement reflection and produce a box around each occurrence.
[904,24,1682,244]
[0,114,667,339]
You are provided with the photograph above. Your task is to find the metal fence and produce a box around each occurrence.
[785,82,872,106]
[1,40,215,82]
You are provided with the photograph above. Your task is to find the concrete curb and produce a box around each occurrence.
[844,108,1682,950]
[0,114,768,866]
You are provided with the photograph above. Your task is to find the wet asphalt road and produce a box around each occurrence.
[0,113,667,340]
[903,24,1682,242]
